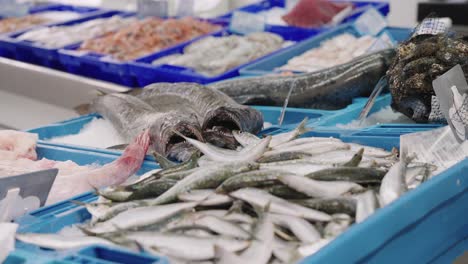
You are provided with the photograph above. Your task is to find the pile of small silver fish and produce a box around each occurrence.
[152,32,285,76]
[16,120,438,263]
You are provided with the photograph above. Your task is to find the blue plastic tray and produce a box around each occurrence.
[217,0,390,41]
[4,143,167,264]
[0,11,133,70]
[58,19,226,87]
[128,27,315,86]
[239,24,412,76]
[7,137,468,263]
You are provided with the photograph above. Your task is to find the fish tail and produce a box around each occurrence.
[298,117,313,134]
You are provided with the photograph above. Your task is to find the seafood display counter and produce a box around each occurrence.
[0,1,467,264]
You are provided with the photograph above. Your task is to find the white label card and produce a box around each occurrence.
[137,0,168,18]
[229,11,265,35]
[432,65,468,142]
[353,7,387,36]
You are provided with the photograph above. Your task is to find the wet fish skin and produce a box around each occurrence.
[379,155,412,206]
[261,184,309,199]
[278,175,364,198]
[354,190,378,223]
[290,198,357,216]
[179,132,271,162]
[91,93,204,158]
[269,118,311,148]
[123,232,250,261]
[305,167,387,184]
[342,148,364,167]
[230,188,332,221]
[232,130,260,147]
[270,213,321,243]
[84,202,197,234]
[16,233,113,250]
[151,162,259,205]
[137,82,264,134]
[211,49,396,109]
[216,169,293,193]
[323,214,352,238]
[256,151,312,163]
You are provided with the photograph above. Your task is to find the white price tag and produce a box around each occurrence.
[177,0,194,17]
[353,7,387,36]
[366,31,395,53]
[137,0,168,18]
[229,11,265,35]
[432,65,468,143]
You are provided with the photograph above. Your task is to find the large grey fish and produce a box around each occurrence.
[132,82,264,135]
[210,49,396,109]
[91,93,204,158]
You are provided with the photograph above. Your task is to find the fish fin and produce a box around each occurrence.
[76,225,97,236]
[153,151,177,169]
[342,148,364,167]
[95,89,108,96]
[297,117,313,135]
[106,144,129,150]
[73,103,92,115]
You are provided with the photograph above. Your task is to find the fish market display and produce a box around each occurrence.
[387,18,468,123]
[282,0,351,28]
[0,130,150,205]
[152,32,285,76]
[79,17,221,60]
[17,16,136,48]
[210,49,395,109]
[280,33,377,73]
[88,83,263,161]
[17,121,439,263]
[0,11,82,34]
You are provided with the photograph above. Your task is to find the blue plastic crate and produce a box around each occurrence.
[8,137,468,264]
[3,143,167,264]
[0,11,133,70]
[58,19,226,87]
[216,0,389,39]
[128,27,317,86]
[239,24,412,76]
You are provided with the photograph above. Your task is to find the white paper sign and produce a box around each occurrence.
[432,65,468,142]
[229,11,265,35]
[413,17,450,37]
[137,0,168,18]
[400,126,468,175]
[353,7,387,36]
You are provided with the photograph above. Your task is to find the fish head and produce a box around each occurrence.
[203,106,264,135]
[203,129,238,150]
[149,112,204,157]
[392,97,430,123]
[166,142,198,162]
